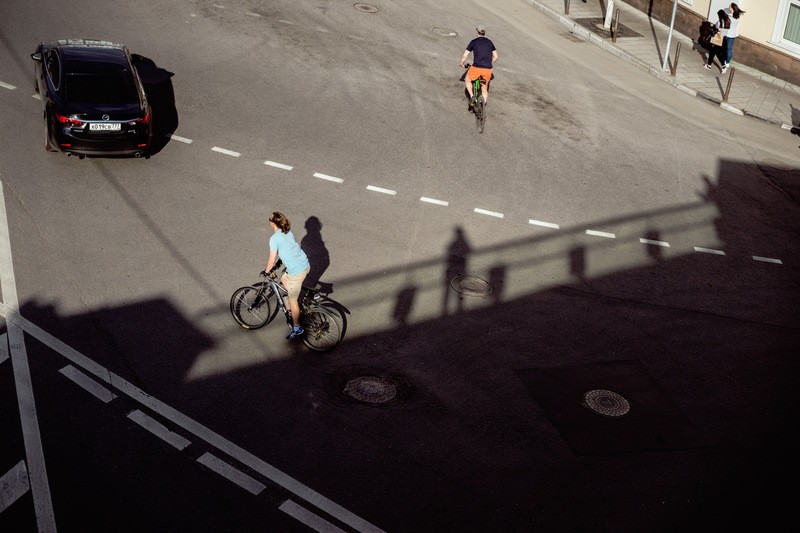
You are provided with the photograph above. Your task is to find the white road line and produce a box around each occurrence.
[0,81,16,90]
[753,256,783,264]
[313,172,343,184]
[420,197,449,206]
[279,499,347,533]
[585,229,616,238]
[128,409,191,450]
[366,185,396,195]
[528,219,560,229]
[279,19,294,24]
[246,11,261,17]
[168,134,193,144]
[0,308,384,533]
[264,160,293,170]
[0,181,56,532]
[639,238,670,247]
[0,461,29,513]
[474,208,504,218]
[32,94,41,100]
[59,365,117,403]
[197,452,266,495]
[0,333,8,365]
[694,246,726,255]
[211,146,241,157]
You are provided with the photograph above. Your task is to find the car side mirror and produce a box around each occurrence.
[31,52,42,62]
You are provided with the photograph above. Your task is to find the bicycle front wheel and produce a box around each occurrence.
[475,96,485,133]
[230,286,272,329]
[301,307,342,351]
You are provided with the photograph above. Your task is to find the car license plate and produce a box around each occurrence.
[89,122,121,131]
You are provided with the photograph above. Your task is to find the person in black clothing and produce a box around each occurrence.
[459,25,498,108]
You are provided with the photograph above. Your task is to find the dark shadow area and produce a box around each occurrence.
[131,53,177,156]
[3,159,799,532]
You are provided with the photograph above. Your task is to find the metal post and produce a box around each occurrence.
[612,9,620,43]
[565,0,570,15]
[670,42,681,76]
[662,0,679,71]
[723,67,735,101]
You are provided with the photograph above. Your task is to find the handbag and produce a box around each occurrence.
[709,30,724,46]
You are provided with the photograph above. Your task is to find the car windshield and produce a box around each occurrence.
[63,72,137,104]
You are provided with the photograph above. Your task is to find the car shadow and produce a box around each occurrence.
[132,53,177,157]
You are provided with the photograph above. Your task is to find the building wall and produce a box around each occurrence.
[623,0,800,84]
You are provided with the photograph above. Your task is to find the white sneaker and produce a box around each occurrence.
[721,64,729,74]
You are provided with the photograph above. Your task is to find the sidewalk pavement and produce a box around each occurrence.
[525,0,800,130]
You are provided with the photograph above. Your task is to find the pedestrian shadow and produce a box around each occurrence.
[442,226,472,316]
[300,216,349,335]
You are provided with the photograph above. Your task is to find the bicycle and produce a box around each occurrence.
[463,63,488,133]
[230,259,342,351]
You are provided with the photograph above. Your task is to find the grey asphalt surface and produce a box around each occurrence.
[1,0,800,531]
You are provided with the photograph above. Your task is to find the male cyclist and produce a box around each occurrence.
[459,25,498,109]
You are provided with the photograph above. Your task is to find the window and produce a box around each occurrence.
[773,0,800,55]
[45,50,60,89]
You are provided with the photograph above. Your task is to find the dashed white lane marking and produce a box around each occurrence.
[32,94,41,100]
[128,409,192,451]
[0,461,29,514]
[246,11,261,17]
[753,256,783,264]
[59,365,117,403]
[0,307,383,533]
[211,146,240,157]
[366,185,396,195]
[264,160,293,170]
[279,19,294,24]
[694,246,725,255]
[0,181,56,531]
[314,172,343,183]
[585,229,616,239]
[168,134,193,144]
[279,499,347,533]
[640,238,670,247]
[197,452,266,495]
[420,197,449,206]
[0,81,16,90]
[529,219,560,229]
[212,3,225,8]
[474,208,504,218]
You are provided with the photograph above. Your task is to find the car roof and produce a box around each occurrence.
[45,39,130,69]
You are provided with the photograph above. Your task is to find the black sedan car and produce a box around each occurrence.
[31,39,152,157]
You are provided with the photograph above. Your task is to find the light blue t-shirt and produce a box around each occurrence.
[269,230,310,275]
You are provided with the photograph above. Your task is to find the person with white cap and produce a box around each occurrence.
[459,25,498,109]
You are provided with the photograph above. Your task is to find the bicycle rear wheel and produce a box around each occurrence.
[475,96,485,133]
[230,286,272,329]
[301,307,342,351]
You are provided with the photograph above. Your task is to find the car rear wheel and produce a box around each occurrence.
[44,114,56,152]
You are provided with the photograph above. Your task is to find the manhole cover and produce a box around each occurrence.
[432,27,458,37]
[449,276,492,297]
[344,376,397,404]
[353,3,377,13]
[582,389,630,417]
[760,158,793,171]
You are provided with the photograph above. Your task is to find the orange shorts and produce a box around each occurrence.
[466,66,492,85]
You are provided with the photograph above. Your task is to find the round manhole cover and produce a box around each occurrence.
[449,276,492,297]
[583,389,630,417]
[344,376,397,404]
[353,3,377,13]
[432,27,458,37]
[760,158,793,171]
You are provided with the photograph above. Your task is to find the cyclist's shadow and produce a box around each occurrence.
[301,216,350,335]
[442,226,472,316]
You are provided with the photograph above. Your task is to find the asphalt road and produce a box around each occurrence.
[1,0,799,531]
